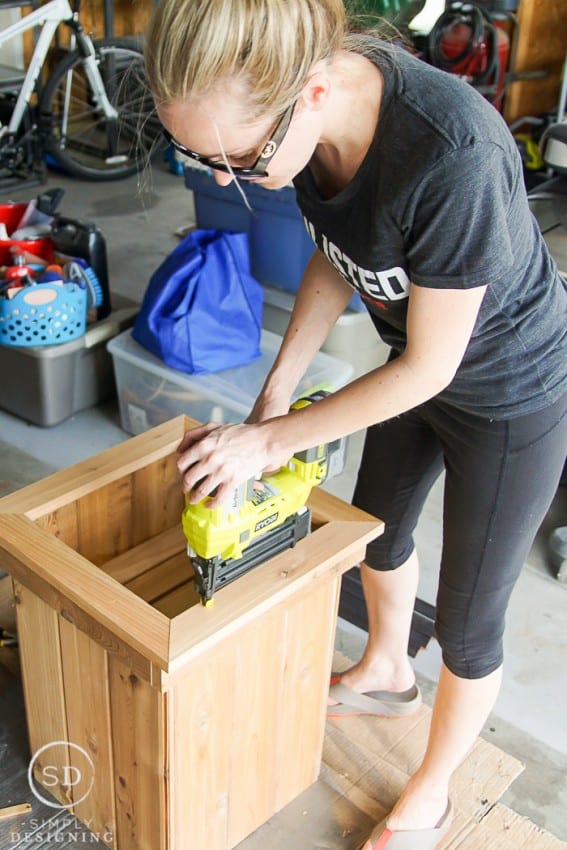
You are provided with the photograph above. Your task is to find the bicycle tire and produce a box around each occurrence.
[39,38,165,181]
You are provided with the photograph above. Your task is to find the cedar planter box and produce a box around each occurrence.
[0,416,381,850]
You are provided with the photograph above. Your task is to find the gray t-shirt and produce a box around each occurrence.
[293,43,567,418]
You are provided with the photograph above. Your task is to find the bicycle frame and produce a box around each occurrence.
[0,0,118,138]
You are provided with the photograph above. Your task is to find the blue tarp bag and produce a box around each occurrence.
[132,229,264,375]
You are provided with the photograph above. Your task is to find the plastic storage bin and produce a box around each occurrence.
[0,295,138,426]
[184,166,364,310]
[261,285,391,379]
[108,328,354,435]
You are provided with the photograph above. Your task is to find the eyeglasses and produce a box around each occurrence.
[163,102,296,179]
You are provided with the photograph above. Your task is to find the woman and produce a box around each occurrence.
[145,1,567,847]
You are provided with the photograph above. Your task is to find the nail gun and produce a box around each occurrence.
[181,388,347,606]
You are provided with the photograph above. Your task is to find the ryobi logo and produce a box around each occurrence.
[255,513,279,533]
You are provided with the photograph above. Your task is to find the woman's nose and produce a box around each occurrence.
[213,170,234,187]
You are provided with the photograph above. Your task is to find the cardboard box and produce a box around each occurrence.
[0,417,381,850]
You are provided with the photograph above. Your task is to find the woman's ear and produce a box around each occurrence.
[301,63,331,113]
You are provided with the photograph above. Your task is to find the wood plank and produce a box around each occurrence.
[59,617,117,846]
[0,514,170,677]
[226,609,285,846]
[130,456,185,546]
[102,526,186,584]
[0,803,32,821]
[6,557,158,686]
[503,0,566,124]
[14,582,72,809]
[0,416,188,520]
[125,552,193,605]
[309,487,381,528]
[76,475,134,566]
[169,643,234,850]
[169,519,380,668]
[151,580,201,618]
[171,576,340,849]
[273,576,341,815]
[476,803,567,850]
[34,501,79,550]
[109,655,167,850]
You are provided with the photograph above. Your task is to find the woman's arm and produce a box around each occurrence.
[246,248,354,422]
[178,281,487,505]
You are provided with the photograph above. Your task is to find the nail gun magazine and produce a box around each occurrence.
[181,388,347,605]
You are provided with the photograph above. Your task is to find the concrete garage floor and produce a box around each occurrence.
[0,162,566,842]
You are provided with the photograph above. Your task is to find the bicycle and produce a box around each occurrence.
[0,0,164,185]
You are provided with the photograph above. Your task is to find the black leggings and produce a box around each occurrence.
[352,390,567,679]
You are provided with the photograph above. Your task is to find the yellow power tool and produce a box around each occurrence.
[182,389,346,605]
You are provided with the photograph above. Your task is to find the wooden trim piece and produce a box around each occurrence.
[102,526,186,584]
[109,655,167,850]
[271,577,340,817]
[0,416,189,520]
[11,557,157,685]
[15,582,72,809]
[169,519,380,669]
[308,487,380,527]
[59,618,117,843]
[0,803,32,821]
[125,553,192,604]
[150,580,201,618]
[0,514,171,675]
[168,643,234,850]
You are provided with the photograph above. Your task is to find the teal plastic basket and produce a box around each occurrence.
[0,282,87,347]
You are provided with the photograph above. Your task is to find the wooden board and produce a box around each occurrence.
[14,582,72,809]
[504,0,566,124]
[59,617,117,844]
[108,656,167,850]
[169,576,341,850]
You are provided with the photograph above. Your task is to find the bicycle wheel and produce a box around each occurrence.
[39,38,165,181]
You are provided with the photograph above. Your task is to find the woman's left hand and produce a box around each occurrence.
[177,420,287,507]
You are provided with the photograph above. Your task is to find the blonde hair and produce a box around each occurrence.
[145,0,347,118]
